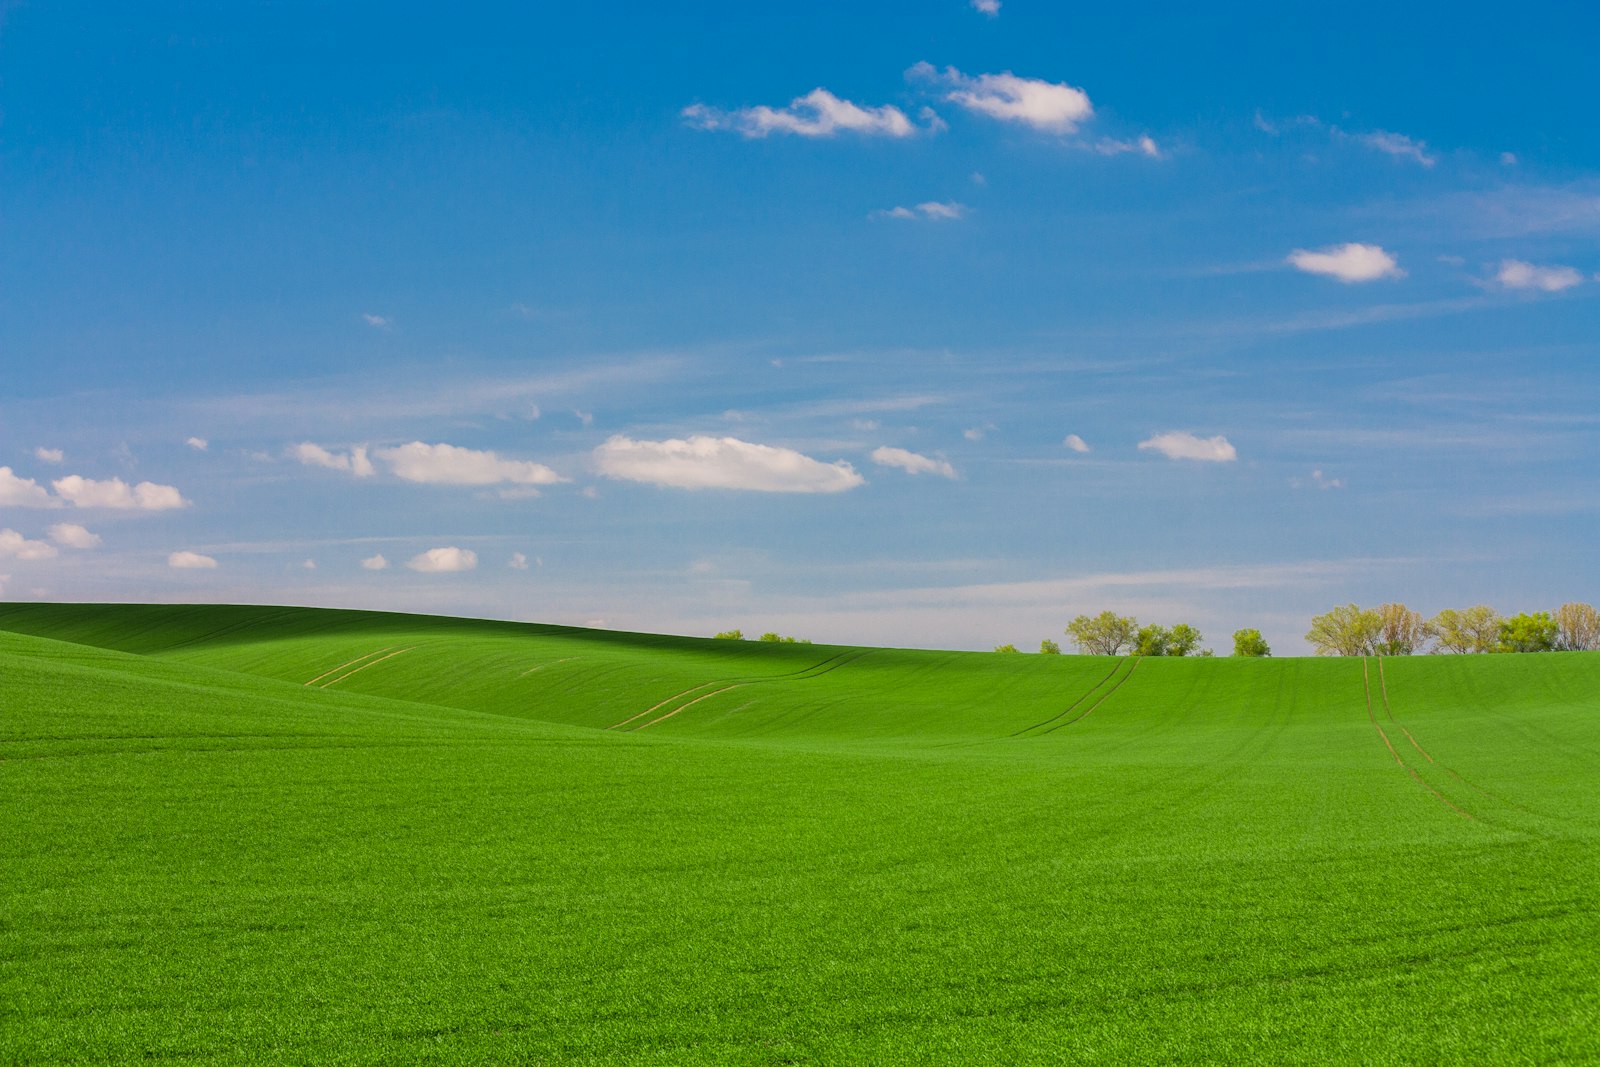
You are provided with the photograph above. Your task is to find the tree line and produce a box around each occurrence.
[1305,602,1600,656]
[993,613,1272,658]
[715,602,1600,656]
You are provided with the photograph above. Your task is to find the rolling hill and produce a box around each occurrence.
[3,603,1597,1064]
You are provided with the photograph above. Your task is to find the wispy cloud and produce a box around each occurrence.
[1287,242,1404,283]
[873,200,967,221]
[595,435,865,493]
[1091,134,1162,159]
[871,446,957,479]
[1063,434,1091,454]
[1138,431,1237,462]
[362,313,392,330]
[185,437,208,451]
[361,553,389,570]
[909,63,1092,133]
[971,0,1000,14]
[682,89,924,139]
[33,447,63,464]
[168,550,218,569]
[1354,129,1436,167]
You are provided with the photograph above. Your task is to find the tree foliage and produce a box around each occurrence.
[1305,604,1382,657]
[1066,612,1138,655]
[1554,602,1600,651]
[1038,639,1061,655]
[713,629,744,640]
[1167,623,1203,657]
[1429,606,1502,654]
[1133,622,1204,657]
[992,643,1020,654]
[757,632,810,644]
[1374,603,1430,656]
[1134,624,1170,657]
[1498,612,1558,654]
[1232,628,1271,657]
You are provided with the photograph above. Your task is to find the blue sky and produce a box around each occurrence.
[2,1,1597,651]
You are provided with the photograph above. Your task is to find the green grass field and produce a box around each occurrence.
[3,603,1597,1064]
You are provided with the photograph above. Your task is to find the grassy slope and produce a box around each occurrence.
[2,603,1597,1065]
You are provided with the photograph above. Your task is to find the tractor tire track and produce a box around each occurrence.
[314,647,416,688]
[1036,656,1143,736]
[605,648,875,731]
[305,647,396,686]
[1376,656,1541,816]
[519,657,581,678]
[633,685,747,730]
[1363,657,1473,820]
[1009,658,1128,737]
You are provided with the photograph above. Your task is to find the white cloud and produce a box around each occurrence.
[301,559,317,570]
[875,200,967,221]
[1063,434,1091,454]
[574,409,594,428]
[48,523,101,548]
[1499,152,1518,167]
[1092,134,1162,158]
[871,446,958,479]
[1312,469,1344,490]
[971,0,1000,13]
[291,443,375,477]
[595,435,865,493]
[363,313,392,329]
[1495,259,1584,292]
[1287,243,1404,283]
[682,88,921,139]
[0,529,59,560]
[185,437,208,451]
[1357,130,1436,167]
[911,63,1092,133]
[963,428,985,441]
[52,475,188,510]
[407,546,478,573]
[168,550,218,570]
[34,447,64,464]
[377,441,565,487]
[509,552,529,570]
[1138,431,1238,463]
[0,467,57,508]
[361,553,389,571]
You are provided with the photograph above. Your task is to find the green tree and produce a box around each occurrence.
[1498,612,1558,653]
[1065,611,1138,655]
[1374,603,1430,655]
[1134,624,1170,657]
[1038,638,1062,654]
[1232,628,1271,657]
[1430,606,1502,654]
[1167,623,1203,657]
[1306,604,1382,657]
[1554,602,1600,651]
[713,629,744,640]
[992,643,1020,654]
